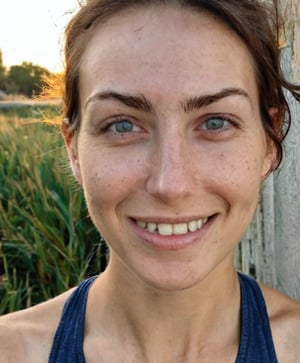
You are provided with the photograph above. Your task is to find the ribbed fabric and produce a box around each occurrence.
[48,276,97,363]
[48,273,278,362]
[236,273,278,362]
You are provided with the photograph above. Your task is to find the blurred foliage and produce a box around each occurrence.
[0,106,107,314]
[0,51,6,91]
[0,49,51,97]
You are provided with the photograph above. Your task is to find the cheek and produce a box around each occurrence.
[79,148,146,209]
[205,144,265,205]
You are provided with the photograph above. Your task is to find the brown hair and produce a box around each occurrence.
[62,0,300,168]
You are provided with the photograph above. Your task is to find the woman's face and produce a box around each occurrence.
[68,6,274,290]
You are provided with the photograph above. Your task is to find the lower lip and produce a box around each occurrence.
[129,217,213,251]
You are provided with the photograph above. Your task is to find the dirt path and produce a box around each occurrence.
[0,99,61,108]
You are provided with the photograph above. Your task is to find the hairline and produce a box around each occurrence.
[76,2,259,117]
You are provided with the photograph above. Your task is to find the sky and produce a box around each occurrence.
[0,0,81,73]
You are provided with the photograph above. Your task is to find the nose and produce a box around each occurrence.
[145,133,194,203]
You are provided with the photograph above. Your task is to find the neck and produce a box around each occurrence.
[85,260,241,362]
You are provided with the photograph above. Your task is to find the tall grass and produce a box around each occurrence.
[0,106,107,314]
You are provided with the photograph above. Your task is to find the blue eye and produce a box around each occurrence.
[203,117,229,131]
[111,120,134,133]
[102,117,144,139]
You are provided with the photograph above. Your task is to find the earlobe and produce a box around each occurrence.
[261,139,278,181]
[261,148,276,181]
[67,146,83,185]
[61,119,83,185]
[260,107,281,180]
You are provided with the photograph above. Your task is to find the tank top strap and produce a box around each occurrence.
[48,275,98,363]
[236,272,278,363]
[49,273,278,362]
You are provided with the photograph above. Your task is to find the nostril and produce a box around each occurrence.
[145,174,191,201]
[145,161,192,202]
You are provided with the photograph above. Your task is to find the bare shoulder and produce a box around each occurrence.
[260,283,300,363]
[0,288,74,363]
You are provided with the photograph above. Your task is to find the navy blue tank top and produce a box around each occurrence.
[48,273,278,362]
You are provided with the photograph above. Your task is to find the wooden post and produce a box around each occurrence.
[236,0,300,300]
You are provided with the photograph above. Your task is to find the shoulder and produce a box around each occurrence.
[260,283,300,363]
[0,288,74,363]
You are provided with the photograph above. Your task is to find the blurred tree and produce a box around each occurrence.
[6,62,50,97]
[0,50,6,90]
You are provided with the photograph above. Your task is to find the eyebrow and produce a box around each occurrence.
[85,91,153,113]
[181,88,251,113]
[85,87,250,113]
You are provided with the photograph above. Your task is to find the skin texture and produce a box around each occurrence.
[1,5,300,363]
[76,6,272,292]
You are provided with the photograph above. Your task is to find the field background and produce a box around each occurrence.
[0,104,107,315]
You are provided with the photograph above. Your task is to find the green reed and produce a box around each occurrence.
[0,106,106,314]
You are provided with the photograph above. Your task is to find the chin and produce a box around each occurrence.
[135,263,213,292]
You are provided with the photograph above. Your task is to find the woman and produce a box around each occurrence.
[1,0,300,362]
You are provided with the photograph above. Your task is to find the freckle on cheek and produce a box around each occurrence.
[91,173,100,182]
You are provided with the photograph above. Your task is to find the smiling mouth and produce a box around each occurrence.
[135,217,209,236]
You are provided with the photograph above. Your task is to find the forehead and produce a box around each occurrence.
[79,5,258,105]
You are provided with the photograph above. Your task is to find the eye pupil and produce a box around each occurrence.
[205,118,225,130]
[115,120,133,133]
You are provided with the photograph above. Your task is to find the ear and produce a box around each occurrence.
[261,107,280,180]
[61,119,83,185]
[261,141,277,181]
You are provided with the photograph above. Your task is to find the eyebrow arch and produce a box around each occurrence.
[85,91,153,113]
[181,88,251,113]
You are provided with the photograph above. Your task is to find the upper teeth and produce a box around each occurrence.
[137,218,208,236]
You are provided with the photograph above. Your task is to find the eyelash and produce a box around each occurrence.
[199,114,237,134]
[99,114,238,139]
[101,117,141,134]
